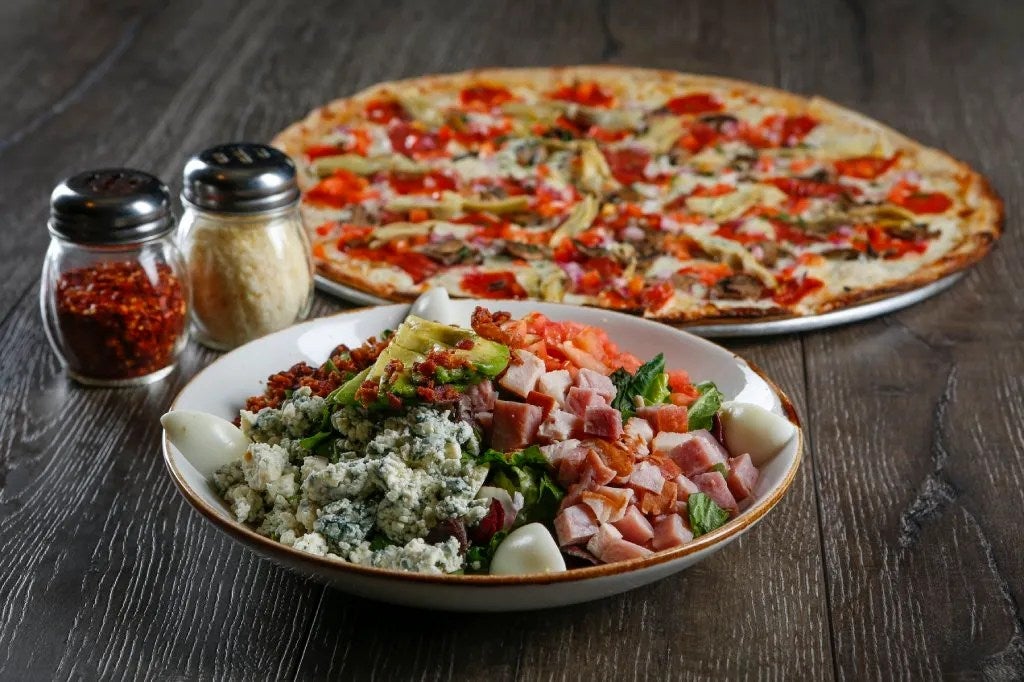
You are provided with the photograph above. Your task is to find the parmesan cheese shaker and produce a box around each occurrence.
[178,143,314,351]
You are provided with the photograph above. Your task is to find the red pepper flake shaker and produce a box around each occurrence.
[40,169,190,386]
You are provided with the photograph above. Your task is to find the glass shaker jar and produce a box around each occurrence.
[178,143,314,351]
[40,169,190,386]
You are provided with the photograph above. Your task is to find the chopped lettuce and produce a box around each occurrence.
[688,492,729,537]
[465,530,508,573]
[610,353,670,419]
[472,445,564,526]
[687,381,724,432]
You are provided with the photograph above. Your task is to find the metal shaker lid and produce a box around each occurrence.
[181,142,299,213]
[48,169,174,244]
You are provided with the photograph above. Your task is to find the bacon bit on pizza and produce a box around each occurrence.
[387,170,457,196]
[365,98,409,124]
[548,81,616,108]
[887,180,953,214]
[773,275,824,305]
[306,170,373,208]
[603,147,653,185]
[388,122,452,158]
[834,153,901,179]
[664,93,724,115]
[460,84,516,110]
[460,271,528,299]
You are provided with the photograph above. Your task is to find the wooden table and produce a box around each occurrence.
[2,1,1021,679]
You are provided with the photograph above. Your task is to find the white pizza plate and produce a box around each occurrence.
[163,300,803,611]
[315,271,963,338]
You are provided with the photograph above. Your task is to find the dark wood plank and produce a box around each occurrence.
[773,0,1024,677]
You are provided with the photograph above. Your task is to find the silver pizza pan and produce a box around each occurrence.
[314,272,964,338]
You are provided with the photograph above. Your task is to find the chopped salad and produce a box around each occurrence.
[211,306,776,575]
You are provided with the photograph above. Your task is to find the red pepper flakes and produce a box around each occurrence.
[55,261,186,380]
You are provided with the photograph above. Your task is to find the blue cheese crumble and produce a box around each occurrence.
[216,393,488,574]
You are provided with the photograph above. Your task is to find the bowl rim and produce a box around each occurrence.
[162,302,804,587]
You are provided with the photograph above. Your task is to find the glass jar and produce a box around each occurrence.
[40,169,190,386]
[178,143,314,351]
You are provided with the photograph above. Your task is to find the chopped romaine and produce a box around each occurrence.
[688,492,730,537]
[687,381,725,431]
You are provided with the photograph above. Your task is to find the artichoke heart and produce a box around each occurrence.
[462,195,530,214]
[636,115,685,154]
[396,93,446,127]
[501,101,564,126]
[575,140,620,194]
[689,234,778,289]
[685,183,787,221]
[549,194,599,247]
[312,153,426,177]
[385,191,464,220]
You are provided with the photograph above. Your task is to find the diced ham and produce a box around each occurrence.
[640,480,678,515]
[624,417,654,444]
[538,409,583,444]
[583,405,623,440]
[565,386,605,417]
[490,400,543,452]
[580,486,634,523]
[612,505,654,545]
[636,404,689,433]
[498,349,546,398]
[727,453,759,501]
[554,504,600,546]
[526,390,558,418]
[674,474,700,500]
[562,545,600,566]
[628,461,666,494]
[652,514,694,550]
[463,380,496,412]
[649,453,681,479]
[583,447,616,486]
[537,369,573,405]
[667,429,729,477]
[576,367,617,400]
[692,471,738,512]
[476,411,493,433]
[587,523,653,563]
[651,431,688,456]
[540,438,582,465]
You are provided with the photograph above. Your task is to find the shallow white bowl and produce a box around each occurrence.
[163,300,803,611]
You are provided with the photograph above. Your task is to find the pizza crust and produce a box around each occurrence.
[272,66,1003,324]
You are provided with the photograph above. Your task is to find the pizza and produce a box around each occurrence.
[271,66,1002,323]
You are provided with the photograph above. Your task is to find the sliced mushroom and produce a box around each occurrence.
[420,239,482,265]
[711,273,765,300]
[821,247,863,261]
[503,241,552,261]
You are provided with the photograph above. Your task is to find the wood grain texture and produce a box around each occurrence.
[0,0,1020,680]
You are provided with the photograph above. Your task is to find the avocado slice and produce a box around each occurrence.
[331,316,510,408]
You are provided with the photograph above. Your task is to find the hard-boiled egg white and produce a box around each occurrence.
[490,523,567,575]
[161,410,250,477]
[719,401,796,466]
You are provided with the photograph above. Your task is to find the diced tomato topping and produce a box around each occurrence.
[747,114,819,148]
[834,154,900,180]
[388,122,452,158]
[365,98,409,124]
[677,262,733,286]
[343,246,439,284]
[460,271,528,299]
[386,170,457,196]
[773,276,824,305]
[335,224,373,247]
[641,281,675,309]
[664,93,723,115]
[305,170,371,208]
[768,176,851,199]
[459,84,515,110]
[887,180,953,214]
[588,126,630,143]
[865,226,929,258]
[678,121,721,154]
[445,118,512,147]
[690,183,735,198]
[548,81,615,107]
[603,147,652,185]
[305,144,347,160]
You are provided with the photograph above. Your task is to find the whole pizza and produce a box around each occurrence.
[272,67,1002,323]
